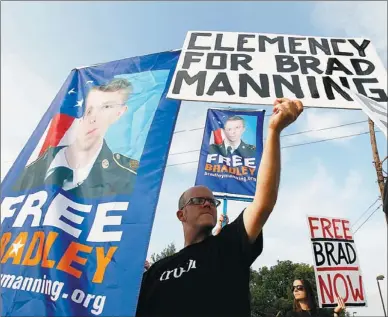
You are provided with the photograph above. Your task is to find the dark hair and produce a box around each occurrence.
[225,115,245,127]
[292,279,318,312]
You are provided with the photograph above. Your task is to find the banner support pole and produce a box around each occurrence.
[222,197,228,227]
[368,118,387,226]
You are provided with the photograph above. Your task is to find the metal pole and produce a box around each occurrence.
[377,279,387,317]
[222,198,228,227]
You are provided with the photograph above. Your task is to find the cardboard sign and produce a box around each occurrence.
[167,31,387,110]
[307,216,367,308]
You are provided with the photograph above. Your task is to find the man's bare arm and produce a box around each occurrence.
[243,98,303,243]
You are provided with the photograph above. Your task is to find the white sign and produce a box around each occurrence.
[307,216,367,308]
[167,31,388,110]
[345,88,387,138]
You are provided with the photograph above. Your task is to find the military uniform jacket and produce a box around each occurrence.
[208,140,256,158]
[12,141,139,199]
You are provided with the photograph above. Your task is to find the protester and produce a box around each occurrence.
[136,98,304,317]
[287,279,346,317]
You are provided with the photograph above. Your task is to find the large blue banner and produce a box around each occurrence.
[0,51,181,316]
[195,109,265,199]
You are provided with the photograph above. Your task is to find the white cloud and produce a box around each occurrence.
[165,101,206,172]
[303,110,367,141]
[311,1,387,63]
[280,108,369,148]
[167,131,201,167]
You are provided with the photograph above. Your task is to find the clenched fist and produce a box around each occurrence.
[268,98,303,133]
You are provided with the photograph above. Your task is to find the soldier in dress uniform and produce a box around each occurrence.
[208,115,256,158]
[12,78,139,199]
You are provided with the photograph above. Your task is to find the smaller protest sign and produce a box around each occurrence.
[307,216,367,308]
[195,108,265,199]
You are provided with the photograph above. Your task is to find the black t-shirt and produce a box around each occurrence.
[135,210,264,317]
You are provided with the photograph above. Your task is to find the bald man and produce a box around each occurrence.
[136,98,304,317]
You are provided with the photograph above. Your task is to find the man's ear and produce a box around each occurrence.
[176,209,185,222]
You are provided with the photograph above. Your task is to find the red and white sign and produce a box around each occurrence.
[307,216,367,308]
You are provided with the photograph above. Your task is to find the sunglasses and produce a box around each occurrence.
[182,197,221,209]
[292,285,305,292]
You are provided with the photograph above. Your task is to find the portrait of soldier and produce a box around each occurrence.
[12,78,139,198]
[209,115,256,158]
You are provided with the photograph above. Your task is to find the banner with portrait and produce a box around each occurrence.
[195,108,265,199]
[0,51,181,316]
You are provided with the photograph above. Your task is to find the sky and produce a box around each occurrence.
[1,1,387,316]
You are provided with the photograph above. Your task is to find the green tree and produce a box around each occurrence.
[249,260,321,317]
[150,242,176,264]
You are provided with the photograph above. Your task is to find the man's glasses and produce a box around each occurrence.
[181,197,221,209]
[292,285,305,292]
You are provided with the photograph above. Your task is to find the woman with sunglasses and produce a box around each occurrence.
[287,279,345,317]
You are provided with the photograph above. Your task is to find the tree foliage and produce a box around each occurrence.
[249,260,318,316]
[150,242,176,264]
